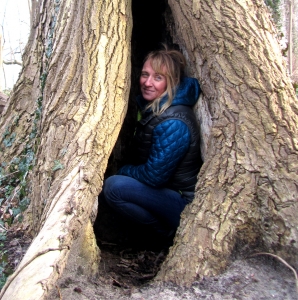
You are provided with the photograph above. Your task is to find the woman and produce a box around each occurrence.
[103,47,202,238]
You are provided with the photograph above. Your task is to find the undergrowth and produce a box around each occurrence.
[0,0,62,290]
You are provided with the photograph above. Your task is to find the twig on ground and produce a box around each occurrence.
[109,275,123,288]
[250,252,298,295]
[0,224,8,231]
[0,171,19,180]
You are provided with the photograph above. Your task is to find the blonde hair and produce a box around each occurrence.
[143,46,186,115]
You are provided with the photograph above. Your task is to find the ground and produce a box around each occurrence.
[2,214,297,300]
[0,225,31,289]
[46,241,297,300]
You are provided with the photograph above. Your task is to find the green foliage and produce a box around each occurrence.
[1,116,20,148]
[0,148,34,228]
[295,84,298,98]
[0,0,61,236]
[52,160,64,171]
[0,229,7,289]
[0,0,62,292]
[4,185,14,198]
[0,232,6,242]
[2,133,16,148]
[30,97,43,140]
[0,261,8,290]
[137,110,142,121]
[11,207,21,217]
[45,0,61,58]
[19,197,30,211]
[0,245,11,290]
[0,104,39,226]
[2,89,11,97]
[264,0,282,29]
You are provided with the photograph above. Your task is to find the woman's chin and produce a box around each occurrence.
[142,95,156,102]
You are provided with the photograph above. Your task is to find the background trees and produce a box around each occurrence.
[269,0,298,91]
[0,0,30,93]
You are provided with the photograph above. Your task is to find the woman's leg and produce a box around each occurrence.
[102,175,188,236]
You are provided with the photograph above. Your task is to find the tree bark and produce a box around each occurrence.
[0,0,132,298]
[157,0,298,286]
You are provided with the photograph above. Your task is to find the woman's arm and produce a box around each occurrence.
[117,119,190,187]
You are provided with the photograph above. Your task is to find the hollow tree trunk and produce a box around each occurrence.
[157,0,298,286]
[0,0,297,297]
[0,0,131,299]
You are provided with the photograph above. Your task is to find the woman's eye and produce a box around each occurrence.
[155,75,163,81]
[141,73,148,78]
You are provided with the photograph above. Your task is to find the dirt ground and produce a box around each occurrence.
[2,220,298,300]
[47,243,297,300]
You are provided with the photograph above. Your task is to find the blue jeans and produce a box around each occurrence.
[102,175,189,236]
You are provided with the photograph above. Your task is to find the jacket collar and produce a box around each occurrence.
[136,77,201,112]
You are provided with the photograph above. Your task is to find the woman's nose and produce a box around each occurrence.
[144,77,152,86]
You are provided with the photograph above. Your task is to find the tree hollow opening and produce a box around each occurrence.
[93,0,181,286]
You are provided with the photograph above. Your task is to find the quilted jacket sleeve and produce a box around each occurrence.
[117,119,190,187]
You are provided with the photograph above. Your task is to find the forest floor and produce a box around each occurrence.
[1,219,298,300]
[48,234,297,300]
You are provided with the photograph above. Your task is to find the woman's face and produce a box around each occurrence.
[140,60,167,101]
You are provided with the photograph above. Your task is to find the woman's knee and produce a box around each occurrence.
[103,175,129,204]
[103,175,122,194]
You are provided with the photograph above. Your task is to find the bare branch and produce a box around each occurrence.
[3,60,22,66]
[27,0,32,18]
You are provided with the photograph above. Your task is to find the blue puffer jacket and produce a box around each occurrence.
[117,77,201,187]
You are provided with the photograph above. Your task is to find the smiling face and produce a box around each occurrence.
[140,59,167,101]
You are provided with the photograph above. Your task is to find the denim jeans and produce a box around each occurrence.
[102,175,189,236]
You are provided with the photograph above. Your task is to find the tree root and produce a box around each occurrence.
[0,246,69,299]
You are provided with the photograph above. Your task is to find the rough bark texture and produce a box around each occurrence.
[0,0,131,299]
[157,0,298,286]
[0,92,8,114]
